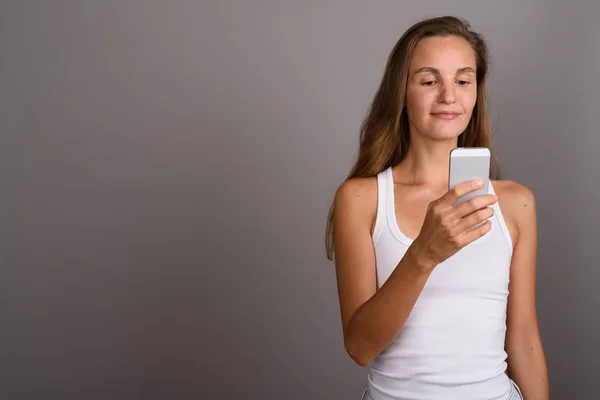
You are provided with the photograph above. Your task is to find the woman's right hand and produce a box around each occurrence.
[409,179,498,273]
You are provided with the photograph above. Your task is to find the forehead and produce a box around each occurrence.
[409,36,476,72]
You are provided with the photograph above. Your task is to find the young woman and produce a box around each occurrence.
[325,16,549,400]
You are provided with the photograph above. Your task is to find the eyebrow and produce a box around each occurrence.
[414,66,476,74]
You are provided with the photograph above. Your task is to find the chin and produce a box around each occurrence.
[423,127,465,141]
[411,118,470,141]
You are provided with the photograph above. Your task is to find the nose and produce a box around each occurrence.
[439,83,456,104]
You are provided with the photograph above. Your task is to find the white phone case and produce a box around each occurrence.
[448,147,491,212]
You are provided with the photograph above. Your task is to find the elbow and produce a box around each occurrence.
[352,355,371,367]
[344,337,372,367]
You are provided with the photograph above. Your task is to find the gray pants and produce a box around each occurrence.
[361,379,524,400]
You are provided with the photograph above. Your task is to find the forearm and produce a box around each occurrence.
[507,335,549,400]
[345,249,433,366]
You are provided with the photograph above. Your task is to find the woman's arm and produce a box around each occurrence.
[333,178,433,366]
[504,182,550,399]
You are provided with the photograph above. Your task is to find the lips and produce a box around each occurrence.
[432,112,460,120]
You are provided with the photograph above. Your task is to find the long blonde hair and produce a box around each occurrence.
[325,16,503,260]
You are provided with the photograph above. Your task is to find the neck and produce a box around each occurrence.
[396,134,459,189]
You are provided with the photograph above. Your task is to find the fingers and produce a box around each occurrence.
[443,179,484,206]
[458,220,492,245]
[450,206,494,236]
[452,194,497,219]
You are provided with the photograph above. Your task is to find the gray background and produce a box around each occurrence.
[1,1,597,399]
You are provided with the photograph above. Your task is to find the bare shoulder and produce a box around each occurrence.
[491,179,536,246]
[334,176,379,236]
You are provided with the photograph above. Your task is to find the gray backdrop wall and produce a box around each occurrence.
[1,1,598,399]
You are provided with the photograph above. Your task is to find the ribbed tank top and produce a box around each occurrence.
[367,166,514,400]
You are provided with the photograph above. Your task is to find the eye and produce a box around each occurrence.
[421,81,437,87]
[456,80,471,86]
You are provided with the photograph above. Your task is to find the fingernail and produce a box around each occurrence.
[493,195,498,201]
[476,179,483,186]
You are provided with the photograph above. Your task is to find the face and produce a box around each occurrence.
[404,35,477,141]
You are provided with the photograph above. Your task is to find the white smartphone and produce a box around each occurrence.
[448,147,491,212]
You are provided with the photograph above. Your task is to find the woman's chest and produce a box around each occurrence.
[391,180,519,252]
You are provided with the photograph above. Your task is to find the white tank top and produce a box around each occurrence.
[367,166,515,400]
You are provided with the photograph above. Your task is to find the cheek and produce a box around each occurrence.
[462,89,478,110]
[405,88,430,117]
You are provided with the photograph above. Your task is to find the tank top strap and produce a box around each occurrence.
[372,167,390,244]
[488,180,514,259]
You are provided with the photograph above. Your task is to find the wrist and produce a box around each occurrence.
[405,245,437,274]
